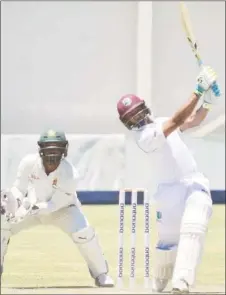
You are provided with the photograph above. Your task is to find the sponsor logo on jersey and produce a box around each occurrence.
[156,211,162,222]
[29,174,40,180]
[52,178,58,188]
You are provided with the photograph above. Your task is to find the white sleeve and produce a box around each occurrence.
[11,155,33,201]
[135,123,166,153]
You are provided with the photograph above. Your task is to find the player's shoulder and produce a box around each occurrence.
[60,158,79,180]
[131,117,168,141]
[19,153,40,167]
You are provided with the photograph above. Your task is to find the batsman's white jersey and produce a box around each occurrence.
[132,117,212,289]
[132,117,208,188]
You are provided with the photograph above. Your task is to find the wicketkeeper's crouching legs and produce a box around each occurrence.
[71,226,114,287]
[50,205,114,287]
[1,215,11,278]
[1,205,114,287]
[1,214,41,278]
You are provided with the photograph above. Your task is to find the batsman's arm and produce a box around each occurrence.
[136,96,200,152]
[162,66,218,137]
[179,104,209,132]
[180,85,221,132]
[162,92,201,137]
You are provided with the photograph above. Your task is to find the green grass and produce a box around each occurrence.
[1,205,225,288]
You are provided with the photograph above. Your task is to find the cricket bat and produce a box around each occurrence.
[180,1,203,67]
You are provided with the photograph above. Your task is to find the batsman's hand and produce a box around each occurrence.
[195,66,219,97]
[202,85,221,109]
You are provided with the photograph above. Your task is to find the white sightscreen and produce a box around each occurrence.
[2,1,137,134]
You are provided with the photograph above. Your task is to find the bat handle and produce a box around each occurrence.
[198,59,203,68]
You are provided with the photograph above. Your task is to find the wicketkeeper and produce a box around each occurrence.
[1,130,114,287]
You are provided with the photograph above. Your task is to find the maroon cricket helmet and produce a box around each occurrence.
[117,94,151,129]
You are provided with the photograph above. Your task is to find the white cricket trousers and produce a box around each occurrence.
[10,205,90,235]
[153,179,212,246]
[1,205,89,272]
[152,177,213,287]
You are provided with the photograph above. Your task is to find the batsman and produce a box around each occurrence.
[117,66,221,293]
[1,130,114,287]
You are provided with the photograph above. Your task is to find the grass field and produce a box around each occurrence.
[1,205,225,294]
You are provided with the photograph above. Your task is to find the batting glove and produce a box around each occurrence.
[202,85,221,110]
[1,189,21,216]
[194,66,218,97]
[10,201,50,223]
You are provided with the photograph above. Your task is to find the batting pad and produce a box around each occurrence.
[172,190,212,287]
[153,245,177,280]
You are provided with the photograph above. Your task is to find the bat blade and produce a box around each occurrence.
[180,2,203,67]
